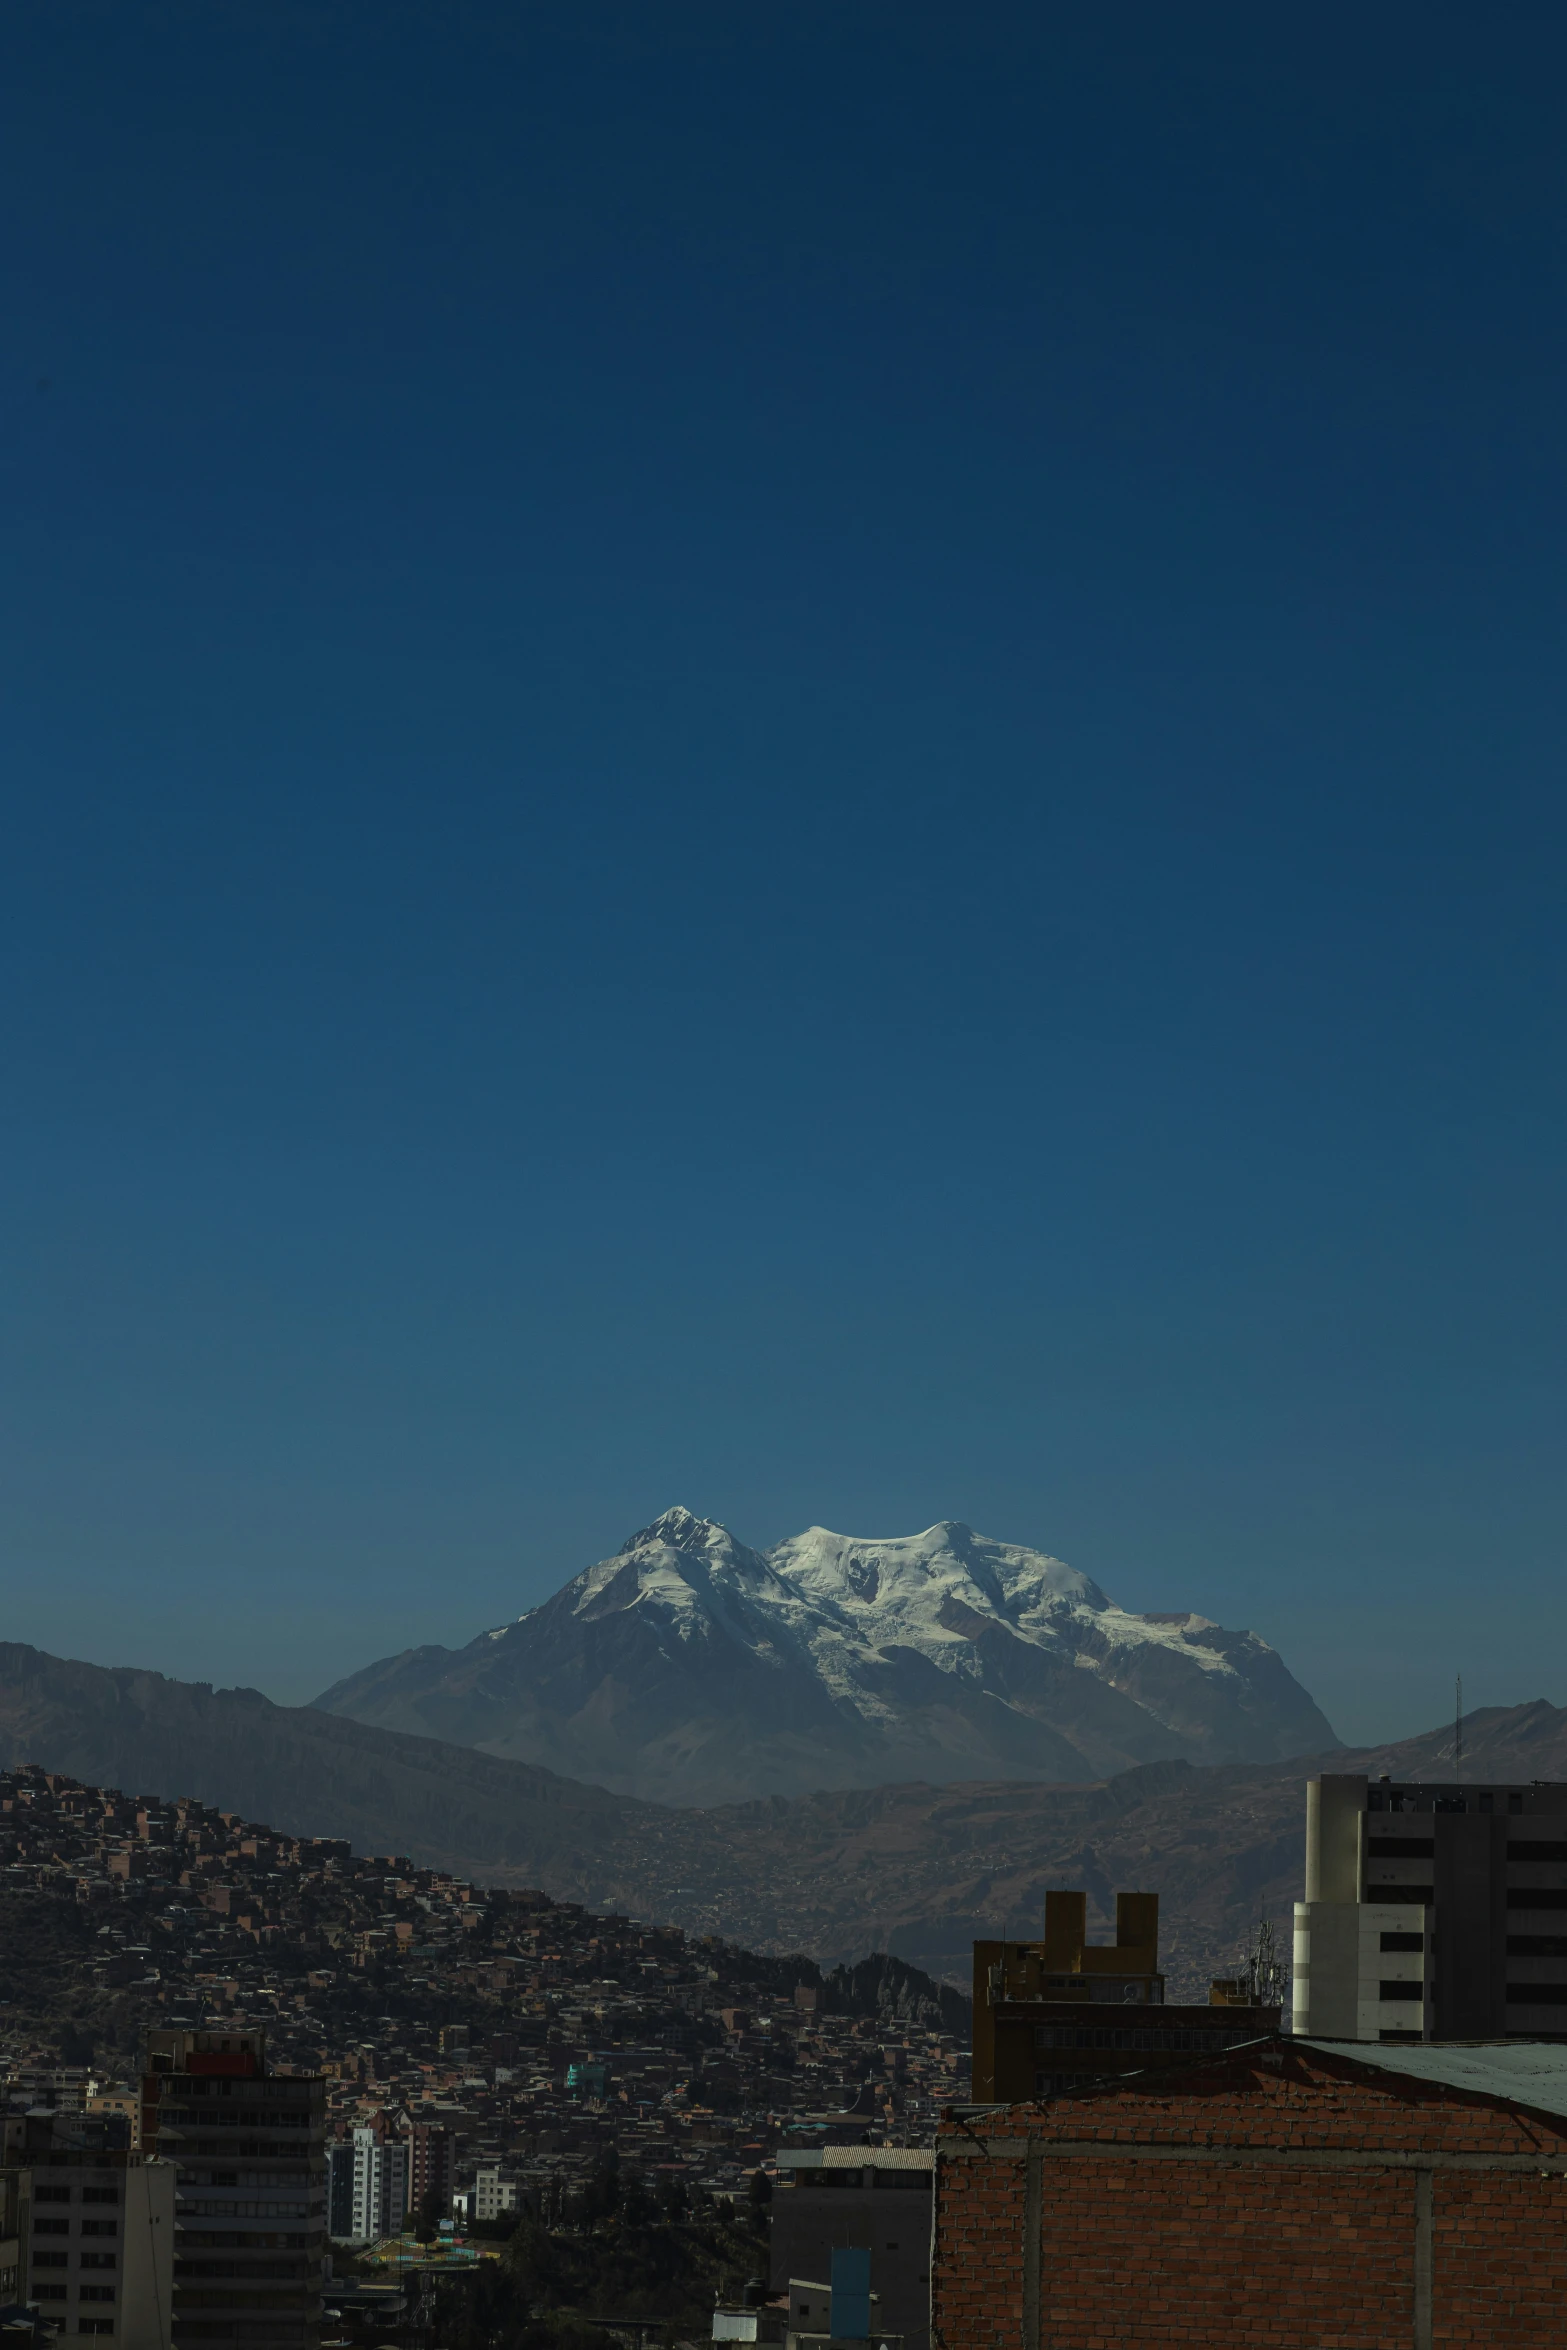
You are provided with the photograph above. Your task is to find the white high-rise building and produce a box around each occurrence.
[347,2125,408,2244]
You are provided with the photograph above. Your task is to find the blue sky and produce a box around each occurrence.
[3,2,1565,1742]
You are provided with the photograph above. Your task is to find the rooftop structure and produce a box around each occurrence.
[972,1891,1277,2101]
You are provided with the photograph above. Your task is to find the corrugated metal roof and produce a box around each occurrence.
[776,2146,934,2169]
[1306,2039,1567,2121]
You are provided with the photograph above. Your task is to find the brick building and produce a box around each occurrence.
[934,2036,1567,2350]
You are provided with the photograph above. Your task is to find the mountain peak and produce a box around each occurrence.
[620,1506,720,1555]
[317,1508,1340,1805]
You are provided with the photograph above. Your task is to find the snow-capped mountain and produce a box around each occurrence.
[313,1507,1338,1805]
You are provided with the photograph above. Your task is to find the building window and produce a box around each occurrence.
[1507,1842,1567,1863]
[77,2287,117,2302]
[1506,1983,1567,2003]
[1510,1794,1524,1814]
[78,2324,116,2338]
[1380,1933,1423,1953]
[1378,1981,1423,2001]
[1366,1838,1435,1860]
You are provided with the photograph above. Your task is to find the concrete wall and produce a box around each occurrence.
[120,2158,175,2350]
[770,2178,931,2346]
[1294,1900,1429,2040]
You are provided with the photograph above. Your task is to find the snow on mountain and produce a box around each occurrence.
[313,1506,1339,1805]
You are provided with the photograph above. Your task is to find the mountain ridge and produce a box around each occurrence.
[3,1637,1564,1993]
[313,1505,1339,1802]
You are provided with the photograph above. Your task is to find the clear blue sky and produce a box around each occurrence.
[3,2,1564,1744]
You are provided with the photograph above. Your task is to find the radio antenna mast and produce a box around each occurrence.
[1455,1674,1463,1783]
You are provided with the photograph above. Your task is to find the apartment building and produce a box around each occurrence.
[1293,1771,1567,2041]
[472,2167,519,2224]
[406,2122,452,2225]
[347,2125,408,2244]
[0,2112,174,2348]
[139,2028,326,2349]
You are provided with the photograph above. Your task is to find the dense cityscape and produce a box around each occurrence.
[0,1765,968,2204]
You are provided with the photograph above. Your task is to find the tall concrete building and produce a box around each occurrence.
[0,2112,174,2347]
[406,2122,452,2226]
[346,2124,407,2245]
[139,2028,325,2349]
[1294,1771,1567,2042]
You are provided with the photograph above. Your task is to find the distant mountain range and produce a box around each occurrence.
[2,1635,1564,1992]
[313,1506,1339,1802]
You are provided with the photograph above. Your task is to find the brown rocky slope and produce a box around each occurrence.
[2,1641,1558,1992]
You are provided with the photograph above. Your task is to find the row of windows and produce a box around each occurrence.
[1378,1978,1567,2001]
[1377,1930,1567,1957]
[1369,1890,1567,1915]
[27,2285,115,2303]
[1368,1837,1567,1862]
[30,2253,115,2270]
[161,2109,313,2128]
[184,2169,314,2188]
[173,2258,314,2279]
[164,2081,314,2102]
[32,2186,118,2206]
[172,2327,308,2343]
[181,2201,314,2218]
[34,2221,116,2238]
[1369,1794,1524,1814]
[1031,2025,1254,2052]
[174,2230,312,2249]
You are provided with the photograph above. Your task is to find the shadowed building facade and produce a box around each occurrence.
[972,1890,1277,2101]
[139,2029,325,2350]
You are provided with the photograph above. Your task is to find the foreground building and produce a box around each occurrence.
[139,2028,325,2350]
[770,2150,931,2349]
[972,1890,1278,2099]
[0,2113,174,2347]
[1293,1770,1567,2041]
[936,2035,1567,2349]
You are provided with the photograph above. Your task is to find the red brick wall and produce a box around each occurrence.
[934,2046,1567,2349]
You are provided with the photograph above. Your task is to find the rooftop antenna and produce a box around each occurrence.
[1455,1674,1463,1784]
